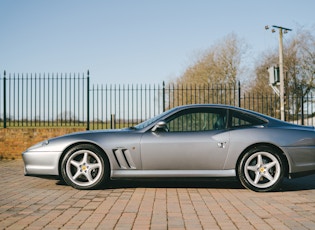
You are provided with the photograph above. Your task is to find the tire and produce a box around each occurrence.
[238,146,285,192]
[61,144,108,190]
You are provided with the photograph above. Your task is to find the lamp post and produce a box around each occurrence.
[265,25,292,121]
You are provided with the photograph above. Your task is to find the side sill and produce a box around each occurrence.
[111,169,236,178]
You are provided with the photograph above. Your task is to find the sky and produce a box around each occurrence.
[1,0,314,85]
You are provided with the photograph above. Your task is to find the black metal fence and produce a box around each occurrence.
[90,83,165,129]
[89,82,242,129]
[0,71,88,128]
[1,71,314,129]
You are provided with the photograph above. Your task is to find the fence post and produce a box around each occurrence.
[162,81,165,112]
[86,70,90,130]
[238,81,241,107]
[3,71,7,128]
[111,114,116,129]
[301,92,304,126]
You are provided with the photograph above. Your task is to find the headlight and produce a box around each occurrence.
[27,140,50,151]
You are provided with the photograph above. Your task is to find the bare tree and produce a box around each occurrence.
[285,29,315,93]
[175,33,247,85]
[167,33,248,107]
[249,28,315,119]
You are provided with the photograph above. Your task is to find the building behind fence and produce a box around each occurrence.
[1,71,314,129]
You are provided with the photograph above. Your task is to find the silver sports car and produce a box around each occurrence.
[22,104,315,192]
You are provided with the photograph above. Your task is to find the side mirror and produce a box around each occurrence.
[152,121,167,132]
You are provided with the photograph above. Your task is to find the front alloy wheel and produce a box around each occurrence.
[61,144,108,190]
[238,146,285,192]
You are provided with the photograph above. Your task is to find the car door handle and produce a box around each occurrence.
[217,142,226,148]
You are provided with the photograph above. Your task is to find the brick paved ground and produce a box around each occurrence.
[1,160,315,230]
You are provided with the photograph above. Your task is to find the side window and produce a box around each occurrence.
[167,109,226,132]
[230,110,266,128]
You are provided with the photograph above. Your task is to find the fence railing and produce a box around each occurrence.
[1,71,88,128]
[1,71,314,129]
[89,83,165,129]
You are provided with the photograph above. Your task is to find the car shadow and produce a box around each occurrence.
[55,174,315,192]
[279,174,315,192]
[108,173,315,192]
[55,177,244,189]
[107,178,244,190]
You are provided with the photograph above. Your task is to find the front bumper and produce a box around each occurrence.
[22,150,62,176]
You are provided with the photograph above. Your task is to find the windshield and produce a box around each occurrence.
[134,108,176,130]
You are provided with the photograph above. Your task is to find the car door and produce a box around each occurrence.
[140,108,230,170]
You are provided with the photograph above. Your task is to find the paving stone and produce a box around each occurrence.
[1,160,315,229]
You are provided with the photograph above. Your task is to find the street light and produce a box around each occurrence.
[265,25,292,121]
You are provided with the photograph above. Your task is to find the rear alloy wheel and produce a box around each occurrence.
[238,146,285,192]
[61,144,108,190]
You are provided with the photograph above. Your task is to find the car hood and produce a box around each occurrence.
[26,128,139,152]
[60,127,137,137]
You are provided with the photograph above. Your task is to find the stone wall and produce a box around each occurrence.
[0,127,86,160]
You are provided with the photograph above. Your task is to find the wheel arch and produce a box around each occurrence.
[236,142,290,178]
[58,141,111,178]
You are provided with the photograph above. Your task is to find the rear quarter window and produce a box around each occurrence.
[230,110,266,128]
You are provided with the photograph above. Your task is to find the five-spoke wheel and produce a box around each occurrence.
[61,144,108,190]
[238,146,285,192]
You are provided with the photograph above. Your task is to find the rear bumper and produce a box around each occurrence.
[283,146,315,174]
[289,170,315,179]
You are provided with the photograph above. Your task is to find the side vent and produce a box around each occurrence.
[112,148,136,169]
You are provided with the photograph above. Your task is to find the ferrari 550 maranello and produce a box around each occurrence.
[22,104,315,192]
